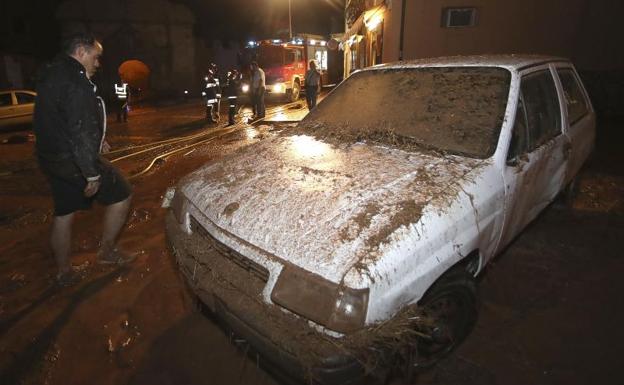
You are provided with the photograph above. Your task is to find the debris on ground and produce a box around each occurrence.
[106,314,141,353]
[128,208,153,228]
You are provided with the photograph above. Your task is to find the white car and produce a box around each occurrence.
[0,90,36,129]
[166,55,595,384]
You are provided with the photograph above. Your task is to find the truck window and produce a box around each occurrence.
[557,69,589,124]
[520,70,561,150]
[314,50,328,70]
[257,45,284,68]
[285,49,297,65]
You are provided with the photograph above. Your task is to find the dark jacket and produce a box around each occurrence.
[33,54,105,179]
[224,76,240,98]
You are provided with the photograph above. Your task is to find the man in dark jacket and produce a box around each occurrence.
[34,33,134,286]
[304,59,321,109]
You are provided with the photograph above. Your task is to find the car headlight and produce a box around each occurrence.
[272,83,285,93]
[271,266,369,333]
[241,84,249,93]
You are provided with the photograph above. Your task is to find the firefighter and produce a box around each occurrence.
[203,63,221,123]
[114,80,129,122]
[224,69,241,125]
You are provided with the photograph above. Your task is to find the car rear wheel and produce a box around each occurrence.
[400,266,478,379]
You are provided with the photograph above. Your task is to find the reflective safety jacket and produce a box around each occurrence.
[115,83,128,100]
[224,76,240,99]
[204,75,220,105]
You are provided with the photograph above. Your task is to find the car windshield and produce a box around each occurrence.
[300,67,511,158]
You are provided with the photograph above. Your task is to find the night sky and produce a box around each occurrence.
[182,0,345,41]
[3,0,345,59]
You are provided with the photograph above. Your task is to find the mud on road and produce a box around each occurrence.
[0,105,623,385]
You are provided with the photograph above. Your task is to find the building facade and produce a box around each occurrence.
[56,0,200,100]
[342,0,624,76]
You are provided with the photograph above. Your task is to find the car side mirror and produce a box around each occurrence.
[506,157,519,167]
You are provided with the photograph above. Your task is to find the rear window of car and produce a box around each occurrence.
[16,92,35,104]
[521,70,562,149]
[301,67,511,158]
[557,69,589,124]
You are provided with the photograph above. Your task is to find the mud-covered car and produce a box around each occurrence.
[166,55,595,384]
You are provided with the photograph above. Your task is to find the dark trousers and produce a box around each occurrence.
[251,87,265,118]
[206,96,220,123]
[116,100,128,122]
[227,96,238,125]
[305,86,318,109]
[206,103,219,123]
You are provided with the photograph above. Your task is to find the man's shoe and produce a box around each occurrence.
[97,248,137,265]
[56,269,83,287]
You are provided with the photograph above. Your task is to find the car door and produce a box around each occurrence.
[497,66,569,249]
[13,91,36,125]
[554,66,595,184]
[0,92,17,127]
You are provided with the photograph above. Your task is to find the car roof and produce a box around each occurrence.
[0,90,36,94]
[368,54,569,72]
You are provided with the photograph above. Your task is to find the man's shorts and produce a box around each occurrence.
[41,157,132,216]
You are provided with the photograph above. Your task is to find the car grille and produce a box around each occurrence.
[190,216,270,283]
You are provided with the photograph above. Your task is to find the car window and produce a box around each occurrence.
[301,67,511,158]
[507,96,529,163]
[557,69,589,124]
[520,70,562,150]
[0,93,12,107]
[15,92,35,105]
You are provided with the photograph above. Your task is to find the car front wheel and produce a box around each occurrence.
[400,266,478,379]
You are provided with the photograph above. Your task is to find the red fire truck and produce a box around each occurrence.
[240,34,332,102]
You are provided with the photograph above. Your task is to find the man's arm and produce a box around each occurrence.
[59,79,101,181]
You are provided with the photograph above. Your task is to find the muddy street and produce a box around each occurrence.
[1,101,623,385]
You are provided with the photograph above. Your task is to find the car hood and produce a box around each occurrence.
[180,134,484,284]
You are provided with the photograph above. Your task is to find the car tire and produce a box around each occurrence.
[287,81,300,102]
[406,266,478,375]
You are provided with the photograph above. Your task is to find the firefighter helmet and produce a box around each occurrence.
[227,69,240,80]
[208,63,218,76]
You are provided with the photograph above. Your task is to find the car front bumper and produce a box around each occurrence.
[165,211,377,385]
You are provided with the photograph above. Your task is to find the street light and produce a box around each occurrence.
[288,0,292,39]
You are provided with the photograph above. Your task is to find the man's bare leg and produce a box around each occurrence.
[51,213,75,276]
[98,195,132,261]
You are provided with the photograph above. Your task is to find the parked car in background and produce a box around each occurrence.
[166,55,595,384]
[0,90,36,129]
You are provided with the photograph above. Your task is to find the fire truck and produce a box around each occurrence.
[240,34,332,102]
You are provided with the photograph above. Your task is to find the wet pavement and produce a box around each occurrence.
[0,99,623,385]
